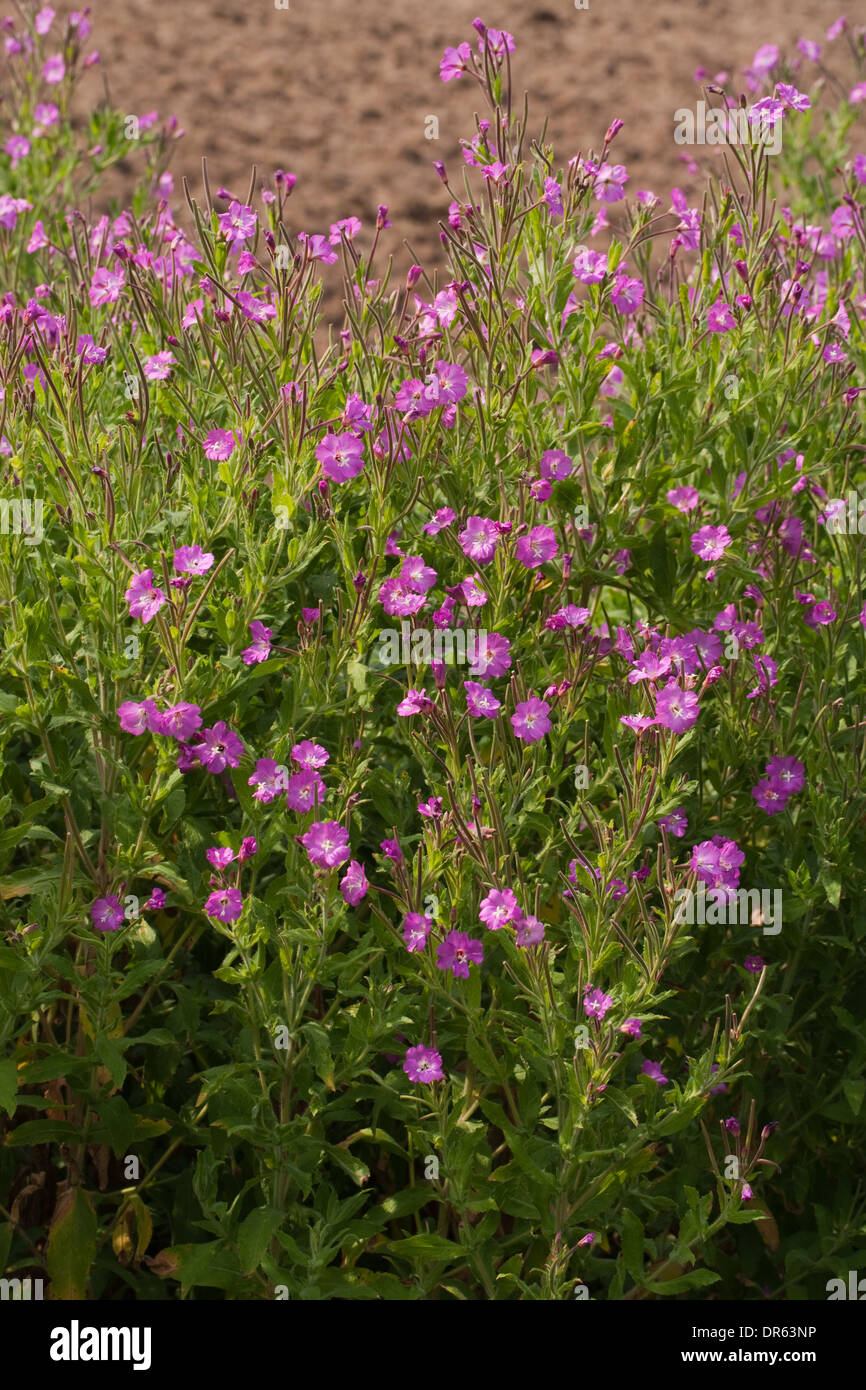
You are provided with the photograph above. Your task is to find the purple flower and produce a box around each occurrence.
[316,431,365,483]
[380,838,403,864]
[584,988,614,1020]
[125,569,166,623]
[741,1183,754,1201]
[515,525,558,569]
[516,915,545,947]
[300,821,351,869]
[707,298,736,333]
[744,955,764,974]
[248,758,289,803]
[667,485,699,512]
[293,740,329,769]
[654,681,700,733]
[174,544,214,575]
[436,929,484,979]
[751,780,788,816]
[160,702,203,741]
[397,688,433,717]
[641,1059,668,1085]
[218,200,257,243]
[469,632,511,679]
[205,887,243,923]
[464,681,501,718]
[206,846,236,870]
[691,525,732,562]
[403,1044,444,1083]
[511,697,551,744]
[238,837,258,862]
[91,895,125,931]
[725,1117,741,1135]
[479,888,520,931]
[203,429,237,461]
[539,448,573,480]
[76,333,107,363]
[658,809,688,839]
[241,620,273,665]
[423,507,456,535]
[144,887,166,911]
[197,721,244,773]
[340,860,368,906]
[117,699,162,736]
[766,756,805,796]
[403,912,433,952]
[459,515,500,565]
[620,1018,643,1038]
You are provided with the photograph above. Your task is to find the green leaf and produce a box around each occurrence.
[643,1268,721,1295]
[843,1080,865,1116]
[46,1188,97,1299]
[620,1209,645,1284]
[237,1207,285,1275]
[0,1059,18,1117]
[385,1233,466,1264]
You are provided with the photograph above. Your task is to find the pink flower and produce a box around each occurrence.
[206,846,236,870]
[436,929,484,979]
[292,740,329,769]
[621,1018,643,1038]
[89,267,125,306]
[479,888,520,930]
[197,722,244,773]
[248,758,289,804]
[316,431,365,482]
[515,915,545,947]
[218,201,257,244]
[403,912,433,952]
[241,620,273,665]
[300,820,351,869]
[667,485,699,512]
[205,887,243,923]
[143,351,175,381]
[584,988,614,1020]
[511,697,551,743]
[174,544,214,575]
[403,1045,444,1083]
[42,53,65,84]
[204,428,237,461]
[340,860,368,906]
[285,769,326,812]
[440,41,472,82]
[610,273,644,315]
[707,299,736,333]
[641,1059,668,1085]
[539,449,573,480]
[464,681,501,718]
[125,569,166,623]
[91,895,125,931]
[654,681,700,733]
[691,524,732,562]
[515,525,558,569]
[328,216,362,245]
[160,703,203,741]
[459,516,500,565]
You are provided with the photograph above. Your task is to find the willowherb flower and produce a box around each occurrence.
[205,887,243,923]
[436,929,484,979]
[91,895,125,931]
[459,515,500,565]
[117,698,162,736]
[511,697,551,743]
[174,544,214,574]
[203,429,237,461]
[620,1018,643,1038]
[248,758,289,803]
[144,887,166,911]
[160,703,203,741]
[744,955,764,974]
[300,821,351,869]
[403,1045,444,1083]
[316,431,365,482]
[241,620,273,665]
[125,569,166,624]
[380,838,403,863]
[691,524,732,562]
[479,888,520,930]
[197,722,244,773]
[403,912,433,952]
[516,525,558,570]
[340,860,368,906]
[397,689,433,717]
[657,809,688,839]
[641,1059,668,1085]
[654,681,700,733]
[464,681,501,718]
[584,988,614,1020]
[206,846,235,870]
[516,915,545,947]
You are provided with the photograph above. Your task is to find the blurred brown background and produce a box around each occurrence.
[81,0,859,290]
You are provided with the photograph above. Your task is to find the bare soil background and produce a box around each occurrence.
[80,0,859,303]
